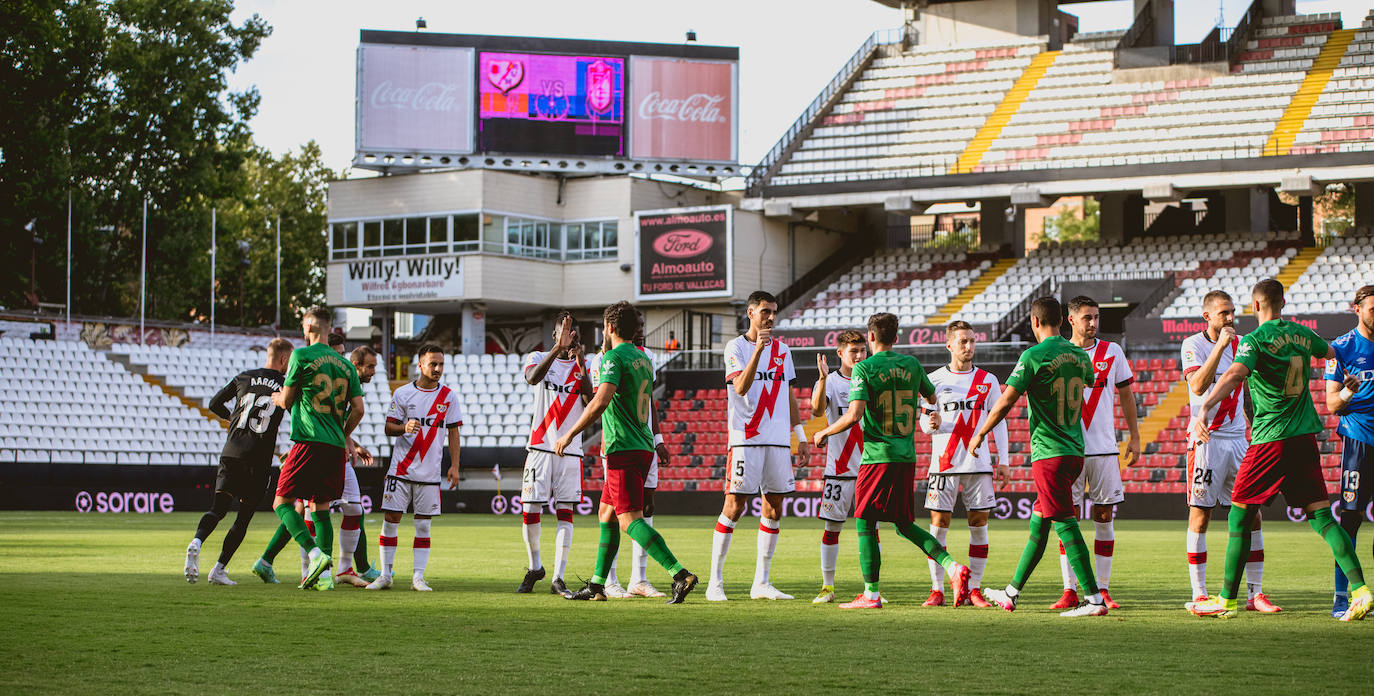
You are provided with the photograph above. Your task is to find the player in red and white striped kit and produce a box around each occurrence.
[920,320,1009,607]
[1055,296,1139,610]
[516,312,592,597]
[808,330,867,604]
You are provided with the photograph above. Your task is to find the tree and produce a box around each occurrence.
[1040,197,1100,244]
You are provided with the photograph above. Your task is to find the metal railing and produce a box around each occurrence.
[1226,0,1264,64]
[991,277,1053,341]
[776,238,876,314]
[1114,0,1155,62]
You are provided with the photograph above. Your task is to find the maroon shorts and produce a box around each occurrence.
[603,450,652,514]
[1032,456,1083,520]
[1233,434,1327,508]
[854,462,916,522]
[276,442,346,502]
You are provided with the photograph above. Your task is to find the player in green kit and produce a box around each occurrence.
[812,313,972,609]
[971,297,1110,617]
[554,301,699,604]
[1188,280,1371,620]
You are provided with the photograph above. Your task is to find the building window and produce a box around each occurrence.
[331,222,358,260]
[505,216,557,259]
[454,214,480,252]
[566,220,618,260]
[361,221,382,257]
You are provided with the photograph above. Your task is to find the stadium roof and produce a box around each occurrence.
[867,0,1115,7]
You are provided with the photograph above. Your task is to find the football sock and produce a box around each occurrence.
[380,519,399,577]
[274,503,317,552]
[218,507,255,567]
[310,511,333,563]
[300,546,310,580]
[1056,519,1099,599]
[592,521,619,585]
[856,518,881,599]
[607,557,620,587]
[754,517,780,586]
[1221,504,1256,601]
[968,524,989,588]
[820,521,842,587]
[894,520,957,576]
[194,491,232,542]
[630,514,649,585]
[555,508,574,582]
[353,515,372,574]
[1335,510,1361,599]
[339,514,361,574]
[1310,507,1366,592]
[302,519,315,576]
[1245,529,1264,598]
[261,523,291,563]
[413,518,431,578]
[710,514,735,586]
[928,524,949,590]
[1093,520,1114,590]
[1010,514,1051,592]
[1058,542,1076,591]
[522,511,543,571]
[1186,529,1207,598]
[627,518,683,575]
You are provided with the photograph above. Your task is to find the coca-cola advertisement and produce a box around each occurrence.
[630,57,737,163]
[356,44,473,154]
[635,206,733,301]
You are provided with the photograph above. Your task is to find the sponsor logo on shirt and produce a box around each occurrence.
[755,369,786,381]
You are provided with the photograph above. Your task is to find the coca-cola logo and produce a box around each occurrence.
[371,81,464,112]
[637,92,727,123]
[652,230,713,258]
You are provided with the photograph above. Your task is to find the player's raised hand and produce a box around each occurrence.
[1189,415,1211,445]
[816,353,829,375]
[756,326,772,348]
[1217,325,1236,346]
[405,418,421,435]
[555,315,576,351]
[1122,433,1141,467]
[994,463,1010,489]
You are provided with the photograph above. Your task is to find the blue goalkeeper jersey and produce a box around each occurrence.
[1325,328,1374,446]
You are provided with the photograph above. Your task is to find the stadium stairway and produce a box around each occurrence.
[952,50,1060,174]
[1132,379,1192,459]
[1264,28,1358,156]
[1246,245,1322,312]
[105,352,226,429]
[928,257,1017,325]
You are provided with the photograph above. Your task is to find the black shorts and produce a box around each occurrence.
[215,456,272,502]
[1340,435,1374,512]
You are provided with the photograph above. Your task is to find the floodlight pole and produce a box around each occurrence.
[275,215,281,329]
[66,191,71,326]
[211,208,216,342]
[140,198,147,345]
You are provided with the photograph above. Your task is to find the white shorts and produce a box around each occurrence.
[1187,435,1247,508]
[818,477,855,523]
[727,446,795,496]
[1072,454,1125,506]
[522,449,583,505]
[381,476,441,516]
[924,473,997,513]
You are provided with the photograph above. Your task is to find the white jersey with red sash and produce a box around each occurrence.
[822,371,862,478]
[522,351,588,457]
[1181,330,1247,438]
[386,382,464,484]
[1079,338,1134,457]
[724,335,796,448]
[928,366,1005,474]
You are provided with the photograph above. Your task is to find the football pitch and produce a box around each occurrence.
[2,512,1372,694]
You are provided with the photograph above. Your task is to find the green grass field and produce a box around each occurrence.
[1,512,1372,694]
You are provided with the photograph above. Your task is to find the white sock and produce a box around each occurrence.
[1246,529,1264,598]
[820,521,842,587]
[631,515,651,585]
[380,520,399,577]
[189,537,202,550]
[412,518,431,578]
[968,525,989,589]
[710,514,735,586]
[928,524,949,590]
[522,510,542,571]
[301,546,311,578]
[211,561,225,574]
[1005,584,1020,598]
[339,510,361,574]
[1186,529,1207,598]
[1094,520,1114,591]
[1086,591,1104,605]
[754,517,780,586]
[607,556,619,587]
[554,510,574,582]
[1059,542,1076,591]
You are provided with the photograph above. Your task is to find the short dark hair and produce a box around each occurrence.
[747,290,778,308]
[1067,295,1098,314]
[327,332,345,347]
[415,343,444,359]
[1030,296,1062,327]
[349,345,376,365]
[1203,289,1233,310]
[303,306,332,327]
[553,308,574,326]
[1354,285,1374,307]
[267,338,294,363]
[604,301,640,340]
[867,313,899,344]
[946,320,974,336]
[1251,279,1284,310]
[836,330,865,347]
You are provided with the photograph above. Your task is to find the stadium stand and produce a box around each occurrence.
[1283,232,1374,313]
[442,352,524,449]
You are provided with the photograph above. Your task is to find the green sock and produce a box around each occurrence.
[626,518,683,575]
[1010,514,1051,591]
[274,504,317,552]
[1054,519,1099,595]
[354,517,372,573]
[261,522,292,563]
[1221,504,1256,601]
[591,522,619,585]
[857,518,881,594]
[895,519,956,574]
[311,511,333,560]
[1311,507,1367,591]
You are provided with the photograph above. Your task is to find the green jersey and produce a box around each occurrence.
[283,342,363,448]
[848,351,935,464]
[597,342,654,454]
[1005,335,1093,462]
[1234,319,1328,444]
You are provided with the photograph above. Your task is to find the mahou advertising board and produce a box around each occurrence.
[629,57,737,163]
[635,206,732,301]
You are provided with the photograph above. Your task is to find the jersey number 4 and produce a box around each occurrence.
[235,394,277,434]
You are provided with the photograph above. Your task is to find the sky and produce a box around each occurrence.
[226,0,1371,176]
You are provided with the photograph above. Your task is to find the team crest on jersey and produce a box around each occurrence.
[1346,490,1357,503]
[975,383,989,394]
[773,356,784,366]
[1095,361,1109,371]
[436,403,448,414]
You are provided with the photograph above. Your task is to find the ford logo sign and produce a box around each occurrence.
[652,229,712,258]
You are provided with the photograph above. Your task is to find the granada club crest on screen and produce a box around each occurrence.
[636,206,732,301]
[586,60,614,115]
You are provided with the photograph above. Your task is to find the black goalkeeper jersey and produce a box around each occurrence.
[208,368,287,462]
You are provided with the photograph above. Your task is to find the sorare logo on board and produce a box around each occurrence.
[651,229,713,258]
